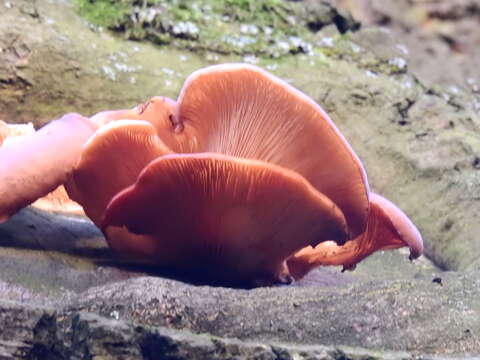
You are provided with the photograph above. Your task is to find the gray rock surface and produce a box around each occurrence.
[325,0,480,93]
[1,0,480,359]
[1,209,477,359]
[0,300,447,360]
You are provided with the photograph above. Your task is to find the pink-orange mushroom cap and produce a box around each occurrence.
[0,113,96,222]
[87,97,194,152]
[0,63,423,285]
[175,64,370,238]
[65,119,173,225]
[102,153,348,284]
[0,120,83,216]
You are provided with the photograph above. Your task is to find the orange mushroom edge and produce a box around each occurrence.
[287,192,424,280]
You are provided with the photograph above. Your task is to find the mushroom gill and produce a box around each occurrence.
[102,153,348,285]
[176,64,370,238]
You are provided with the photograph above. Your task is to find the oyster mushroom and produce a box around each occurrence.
[59,64,369,284]
[0,64,423,285]
[0,113,96,222]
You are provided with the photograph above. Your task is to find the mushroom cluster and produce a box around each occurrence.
[0,64,423,286]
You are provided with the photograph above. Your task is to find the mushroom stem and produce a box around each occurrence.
[0,113,97,223]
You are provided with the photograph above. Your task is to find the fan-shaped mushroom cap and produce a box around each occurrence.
[102,153,348,285]
[65,120,172,226]
[287,192,424,279]
[0,113,96,223]
[176,64,369,237]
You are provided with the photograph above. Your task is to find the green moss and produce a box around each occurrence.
[72,0,366,63]
[212,0,292,26]
[73,0,129,27]
[72,0,324,57]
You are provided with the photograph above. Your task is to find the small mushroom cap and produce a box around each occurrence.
[132,96,197,152]
[102,153,348,284]
[65,120,172,226]
[0,113,96,223]
[31,185,85,216]
[0,121,35,146]
[176,63,370,237]
[88,97,196,152]
[287,192,424,280]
